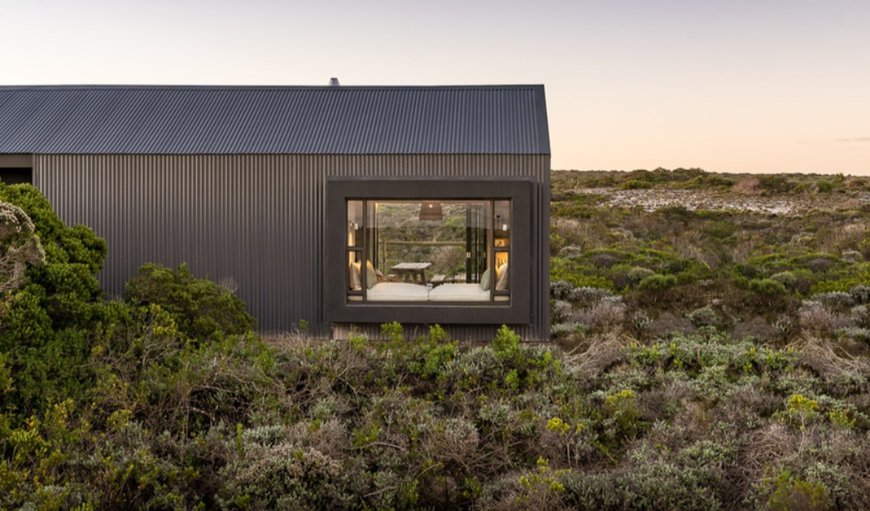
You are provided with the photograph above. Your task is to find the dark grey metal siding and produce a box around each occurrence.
[34,154,549,341]
[1,86,549,155]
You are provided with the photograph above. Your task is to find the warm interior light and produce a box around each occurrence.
[419,201,443,221]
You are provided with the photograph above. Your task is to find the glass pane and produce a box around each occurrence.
[347,251,362,291]
[344,199,513,305]
[366,200,491,288]
[366,201,377,276]
[494,200,510,247]
[347,200,363,247]
[494,252,510,291]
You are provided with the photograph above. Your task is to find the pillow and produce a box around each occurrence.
[496,262,509,291]
[480,268,491,291]
[366,260,378,289]
[349,261,362,290]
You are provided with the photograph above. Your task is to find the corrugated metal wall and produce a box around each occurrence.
[34,154,549,340]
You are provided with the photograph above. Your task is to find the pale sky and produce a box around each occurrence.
[1,0,868,175]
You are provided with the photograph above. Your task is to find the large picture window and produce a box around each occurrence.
[346,199,511,304]
[326,179,531,325]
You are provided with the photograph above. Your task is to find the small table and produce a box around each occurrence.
[390,262,431,284]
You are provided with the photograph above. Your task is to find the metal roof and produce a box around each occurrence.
[0,85,549,155]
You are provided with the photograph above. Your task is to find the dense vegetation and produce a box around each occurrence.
[550,169,869,344]
[1,170,868,510]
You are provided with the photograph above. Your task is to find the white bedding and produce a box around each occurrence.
[366,282,431,302]
[428,283,491,302]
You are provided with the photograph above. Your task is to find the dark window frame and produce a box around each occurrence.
[325,178,532,325]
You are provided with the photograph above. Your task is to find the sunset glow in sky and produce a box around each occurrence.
[2,0,868,174]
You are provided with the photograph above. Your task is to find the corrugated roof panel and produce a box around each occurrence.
[0,85,549,155]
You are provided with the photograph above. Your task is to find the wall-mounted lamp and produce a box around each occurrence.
[348,221,360,246]
[419,201,443,221]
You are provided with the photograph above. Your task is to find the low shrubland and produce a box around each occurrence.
[3,318,868,509]
[550,169,870,344]
[2,173,869,510]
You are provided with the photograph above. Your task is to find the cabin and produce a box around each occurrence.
[0,84,550,340]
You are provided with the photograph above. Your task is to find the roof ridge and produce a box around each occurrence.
[0,84,544,91]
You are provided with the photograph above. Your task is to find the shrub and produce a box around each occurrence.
[0,183,106,272]
[0,202,45,293]
[757,175,796,195]
[550,257,615,289]
[567,286,614,306]
[848,285,870,305]
[850,305,869,328]
[620,179,654,190]
[811,263,870,293]
[765,470,832,511]
[838,327,870,344]
[551,300,573,323]
[603,389,643,437]
[560,440,733,510]
[380,321,404,343]
[687,306,717,328]
[841,249,863,263]
[218,440,351,510]
[813,291,854,311]
[816,180,835,193]
[492,325,521,356]
[124,263,255,341]
[550,322,586,340]
[550,280,574,300]
[749,278,788,296]
[638,274,677,292]
[798,300,850,335]
[0,185,110,415]
[770,271,797,290]
[627,266,655,285]
[572,296,626,330]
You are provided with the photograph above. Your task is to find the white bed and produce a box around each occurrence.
[366,282,431,302]
[428,283,491,302]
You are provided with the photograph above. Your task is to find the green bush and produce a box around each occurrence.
[218,439,351,510]
[0,183,106,272]
[688,306,717,328]
[620,179,653,190]
[770,270,797,289]
[749,278,788,297]
[765,470,832,511]
[380,320,404,343]
[817,180,835,193]
[0,185,109,416]
[757,175,796,195]
[492,324,521,356]
[124,263,255,341]
[638,274,677,292]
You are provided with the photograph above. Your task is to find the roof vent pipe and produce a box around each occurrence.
[329,77,340,87]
